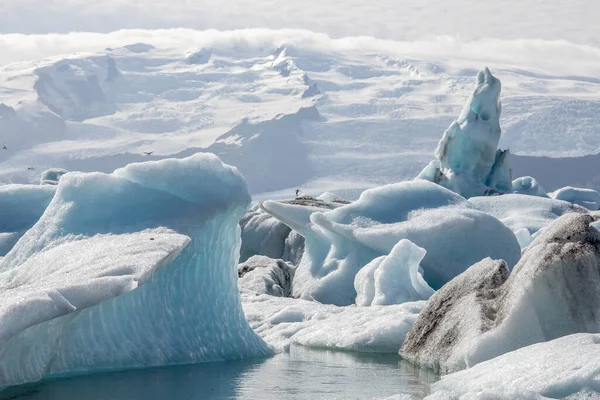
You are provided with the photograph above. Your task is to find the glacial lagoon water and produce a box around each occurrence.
[2,346,439,400]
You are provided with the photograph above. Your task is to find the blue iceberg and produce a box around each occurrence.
[0,154,272,389]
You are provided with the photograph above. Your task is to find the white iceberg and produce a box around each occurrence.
[261,180,520,305]
[426,333,600,399]
[354,239,434,306]
[418,68,511,197]
[550,186,600,210]
[0,153,272,388]
[511,176,547,197]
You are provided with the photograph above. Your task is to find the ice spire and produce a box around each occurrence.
[418,67,511,197]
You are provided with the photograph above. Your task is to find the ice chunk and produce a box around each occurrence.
[242,292,424,353]
[426,333,600,399]
[0,153,272,388]
[469,193,585,235]
[282,230,305,266]
[513,227,533,249]
[550,186,600,210]
[354,240,434,306]
[418,68,510,197]
[185,47,211,64]
[0,184,56,255]
[512,176,548,197]
[40,168,68,185]
[240,209,292,262]
[262,180,520,305]
[238,255,295,297]
[401,213,600,373]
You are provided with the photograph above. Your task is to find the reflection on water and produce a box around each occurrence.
[2,346,439,400]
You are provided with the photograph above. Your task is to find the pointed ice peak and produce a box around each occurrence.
[477,66,496,84]
[418,67,510,197]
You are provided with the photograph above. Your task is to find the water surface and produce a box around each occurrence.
[2,346,438,400]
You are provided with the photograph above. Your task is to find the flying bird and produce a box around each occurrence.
[143,151,154,156]
[2,144,6,150]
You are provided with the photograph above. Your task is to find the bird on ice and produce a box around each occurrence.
[2,144,6,150]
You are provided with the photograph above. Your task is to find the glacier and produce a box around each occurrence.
[261,180,520,305]
[401,213,600,373]
[0,153,272,389]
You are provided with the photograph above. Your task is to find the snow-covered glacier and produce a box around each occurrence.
[0,153,272,388]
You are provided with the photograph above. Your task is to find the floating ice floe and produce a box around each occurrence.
[242,292,424,353]
[0,153,272,388]
[426,333,600,400]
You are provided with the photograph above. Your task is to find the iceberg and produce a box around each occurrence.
[40,168,68,185]
[261,180,520,305]
[426,333,600,399]
[511,176,547,197]
[550,186,600,210]
[401,213,600,373]
[354,239,434,306]
[0,154,272,389]
[418,68,511,198]
[0,184,56,256]
[238,255,295,297]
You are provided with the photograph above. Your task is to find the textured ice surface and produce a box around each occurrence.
[0,184,56,255]
[238,255,295,297]
[40,168,68,185]
[240,209,292,262]
[418,68,511,197]
[401,213,600,373]
[354,240,434,306]
[0,153,272,388]
[240,207,305,265]
[551,186,600,211]
[426,333,600,399]
[242,292,424,353]
[262,180,520,305]
[469,193,585,237]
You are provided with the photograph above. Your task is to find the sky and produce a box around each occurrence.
[0,0,598,46]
